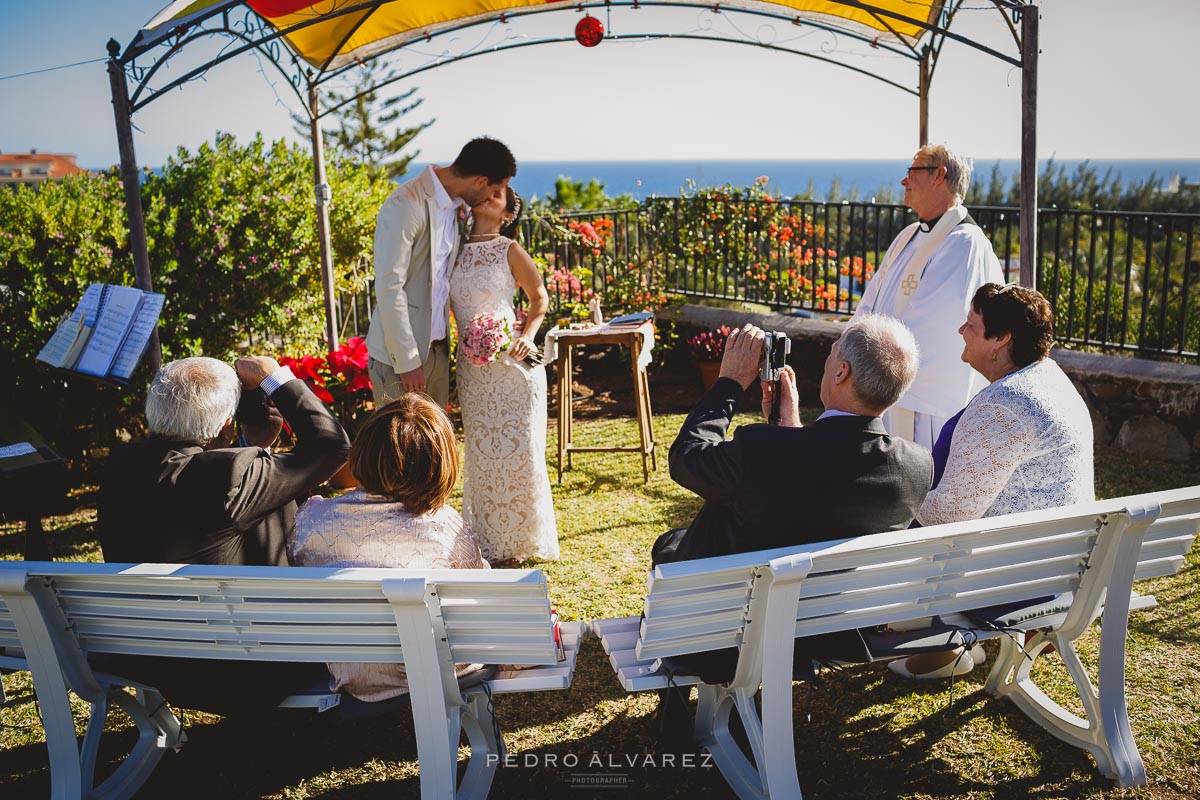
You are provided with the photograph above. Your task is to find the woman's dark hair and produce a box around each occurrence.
[971,283,1055,368]
[449,136,517,184]
[348,395,458,516]
[499,187,523,240]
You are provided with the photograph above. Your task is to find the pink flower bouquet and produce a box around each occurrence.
[461,312,513,366]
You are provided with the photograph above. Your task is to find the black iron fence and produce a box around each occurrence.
[340,199,1199,361]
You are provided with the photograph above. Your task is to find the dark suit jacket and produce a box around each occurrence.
[660,377,934,565]
[99,379,351,567]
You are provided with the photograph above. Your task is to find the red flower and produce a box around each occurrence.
[346,372,373,392]
[280,354,326,386]
[310,383,335,405]
[327,336,369,377]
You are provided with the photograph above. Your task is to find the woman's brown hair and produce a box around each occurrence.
[348,395,458,515]
[971,283,1055,368]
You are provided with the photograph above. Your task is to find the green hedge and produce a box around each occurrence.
[0,133,393,471]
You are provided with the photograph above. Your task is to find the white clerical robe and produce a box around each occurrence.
[855,220,1003,445]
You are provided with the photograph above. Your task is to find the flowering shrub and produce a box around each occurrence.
[143,132,393,359]
[685,325,732,362]
[531,212,681,338]
[280,337,374,435]
[655,177,874,313]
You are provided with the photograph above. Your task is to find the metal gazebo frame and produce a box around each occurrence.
[107,0,1041,367]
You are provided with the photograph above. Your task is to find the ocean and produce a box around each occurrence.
[409,159,1200,203]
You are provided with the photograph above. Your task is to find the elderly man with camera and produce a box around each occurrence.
[653,317,934,566]
[95,355,350,715]
[99,355,351,567]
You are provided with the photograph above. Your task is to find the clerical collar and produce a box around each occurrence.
[917,205,963,232]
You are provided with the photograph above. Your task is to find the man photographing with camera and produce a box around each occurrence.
[99,355,351,567]
[653,318,934,566]
[95,354,351,715]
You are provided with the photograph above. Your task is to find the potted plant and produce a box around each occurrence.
[685,325,731,391]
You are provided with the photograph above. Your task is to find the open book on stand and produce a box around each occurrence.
[36,283,165,384]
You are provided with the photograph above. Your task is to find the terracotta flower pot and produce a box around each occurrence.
[696,360,722,392]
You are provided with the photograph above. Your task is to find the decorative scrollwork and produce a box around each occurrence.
[115,1,1020,117]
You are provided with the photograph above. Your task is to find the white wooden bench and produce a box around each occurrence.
[0,562,585,800]
[592,486,1200,799]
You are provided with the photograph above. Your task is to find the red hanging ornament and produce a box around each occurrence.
[575,15,604,48]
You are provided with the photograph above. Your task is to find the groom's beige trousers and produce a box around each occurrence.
[369,339,451,412]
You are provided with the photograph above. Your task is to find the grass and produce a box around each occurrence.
[2,413,1199,799]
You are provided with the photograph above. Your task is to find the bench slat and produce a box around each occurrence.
[794,544,1090,600]
[1133,556,1187,582]
[640,608,746,643]
[1136,534,1196,565]
[643,584,754,618]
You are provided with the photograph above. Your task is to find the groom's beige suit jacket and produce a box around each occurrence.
[366,168,461,374]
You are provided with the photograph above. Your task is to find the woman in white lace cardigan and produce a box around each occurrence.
[289,395,490,702]
[890,283,1094,680]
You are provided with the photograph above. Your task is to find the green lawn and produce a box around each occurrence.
[2,413,1199,799]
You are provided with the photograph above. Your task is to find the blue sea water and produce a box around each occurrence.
[410,159,1200,203]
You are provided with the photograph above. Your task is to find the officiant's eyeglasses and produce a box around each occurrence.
[905,165,939,178]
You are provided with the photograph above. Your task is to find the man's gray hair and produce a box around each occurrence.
[145,357,240,445]
[837,314,920,412]
[917,144,973,201]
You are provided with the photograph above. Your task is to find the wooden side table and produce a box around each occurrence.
[549,322,657,483]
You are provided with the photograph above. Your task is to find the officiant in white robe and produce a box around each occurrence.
[854,145,1003,448]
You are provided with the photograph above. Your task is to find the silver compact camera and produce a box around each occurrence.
[759,331,791,382]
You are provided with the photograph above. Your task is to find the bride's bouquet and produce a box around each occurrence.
[462,312,544,367]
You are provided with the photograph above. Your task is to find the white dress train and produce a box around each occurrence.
[450,236,559,562]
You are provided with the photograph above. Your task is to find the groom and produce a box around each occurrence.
[366,137,517,410]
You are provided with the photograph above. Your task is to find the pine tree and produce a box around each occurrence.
[296,61,432,180]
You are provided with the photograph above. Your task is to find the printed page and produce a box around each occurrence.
[76,286,144,377]
[36,314,85,368]
[0,442,37,459]
[109,292,165,381]
[72,283,105,325]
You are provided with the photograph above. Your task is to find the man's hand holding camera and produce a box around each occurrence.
[235,356,285,448]
[718,325,766,389]
[760,365,800,428]
[718,324,800,428]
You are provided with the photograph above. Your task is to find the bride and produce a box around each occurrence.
[449,186,559,563]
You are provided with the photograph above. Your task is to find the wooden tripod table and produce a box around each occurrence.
[547,321,657,483]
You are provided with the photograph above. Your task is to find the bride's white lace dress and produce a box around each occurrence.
[450,236,559,562]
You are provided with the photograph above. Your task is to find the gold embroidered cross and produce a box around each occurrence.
[900,274,920,296]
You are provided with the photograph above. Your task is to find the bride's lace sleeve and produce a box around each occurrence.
[916,401,1033,526]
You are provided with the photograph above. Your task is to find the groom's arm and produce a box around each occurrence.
[374,192,425,374]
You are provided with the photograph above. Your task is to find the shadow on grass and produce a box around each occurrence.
[0,516,100,562]
[0,652,1155,800]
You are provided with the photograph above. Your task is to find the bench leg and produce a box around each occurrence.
[984,630,1145,787]
[694,684,775,800]
[983,505,1151,789]
[457,690,503,800]
[88,687,186,800]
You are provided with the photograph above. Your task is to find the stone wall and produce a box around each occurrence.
[674,304,1200,463]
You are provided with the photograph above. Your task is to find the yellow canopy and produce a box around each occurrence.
[138,0,945,70]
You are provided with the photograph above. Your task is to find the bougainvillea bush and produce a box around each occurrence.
[280,337,374,437]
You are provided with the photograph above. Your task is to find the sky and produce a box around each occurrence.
[0,0,1196,168]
